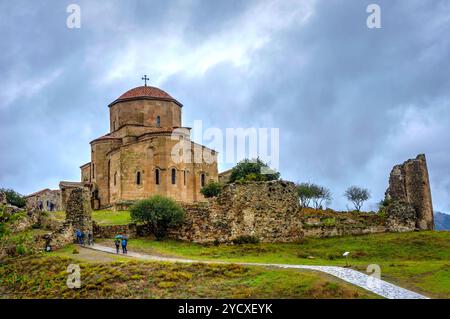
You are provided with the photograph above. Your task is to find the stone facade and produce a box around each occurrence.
[218,169,233,184]
[72,86,218,209]
[65,187,93,235]
[25,189,61,211]
[385,154,434,230]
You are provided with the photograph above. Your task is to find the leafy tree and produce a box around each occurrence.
[229,158,280,183]
[296,183,314,208]
[345,186,371,211]
[0,188,26,208]
[296,183,332,209]
[200,181,222,198]
[130,195,184,239]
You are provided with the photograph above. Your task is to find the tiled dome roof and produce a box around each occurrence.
[109,86,182,107]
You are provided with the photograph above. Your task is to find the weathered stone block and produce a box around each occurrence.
[386,154,434,230]
[65,187,93,235]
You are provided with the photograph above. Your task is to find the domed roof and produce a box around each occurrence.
[109,86,182,107]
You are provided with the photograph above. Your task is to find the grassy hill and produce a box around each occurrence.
[95,231,450,298]
[0,250,377,299]
[3,209,449,298]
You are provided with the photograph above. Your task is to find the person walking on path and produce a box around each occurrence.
[88,231,93,246]
[80,231,85,247]
[75,229,82,246]
[121,237,128,254]
[114,238,121,254]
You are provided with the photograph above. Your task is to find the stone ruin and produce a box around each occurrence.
[65,187,93,235]
[385,154,434,230]
[0,191,6,205]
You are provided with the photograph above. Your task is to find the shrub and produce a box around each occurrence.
[130,195,184,240]
[0,188,26,208]
[200,181,222,198]
[16,244,27,255]
[232,235,260,245]
[229,158,280,183]
[322,218,336,227]
[72,248,79,254]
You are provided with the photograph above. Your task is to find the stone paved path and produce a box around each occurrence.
[86,244,428,299]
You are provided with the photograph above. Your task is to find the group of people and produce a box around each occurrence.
[75,229,94,246]
[75,229,129,254]
[115,236,128,254]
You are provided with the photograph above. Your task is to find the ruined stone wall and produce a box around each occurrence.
[65,187,93,235]
[386,154,434,230]
[93,222,136,238]
[171,181,303,243]
[0,191,6,205]
[168,180,418,243]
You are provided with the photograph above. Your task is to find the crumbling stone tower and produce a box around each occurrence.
[386,154,434,230]
[65,187,93,235]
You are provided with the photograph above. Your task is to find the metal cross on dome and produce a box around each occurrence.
[141,75,149,87]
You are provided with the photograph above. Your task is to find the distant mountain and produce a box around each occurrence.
[434,212,450,230]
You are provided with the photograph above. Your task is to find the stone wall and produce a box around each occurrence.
[171,181,302,243]
[385,154,434,230]
[168,180,418,243]
[25,189,61,212]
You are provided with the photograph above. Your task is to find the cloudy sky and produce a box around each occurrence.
[0,0,449,212]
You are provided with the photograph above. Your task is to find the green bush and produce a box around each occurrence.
[0,188,26,208]
[130,195,184,240]
[16,244,27,255]
[229,158,280,183]
[322,218,336,227]
[200,181,222,198]
[232,235,260,245]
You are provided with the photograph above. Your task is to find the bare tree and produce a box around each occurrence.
[311,185,332,209]
[345,186,371,211]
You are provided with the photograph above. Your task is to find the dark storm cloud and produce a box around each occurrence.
[0,0,449,212]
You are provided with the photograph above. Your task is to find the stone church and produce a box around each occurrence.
[78,83,218,209]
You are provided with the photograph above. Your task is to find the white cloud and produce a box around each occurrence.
[90,0,316,85]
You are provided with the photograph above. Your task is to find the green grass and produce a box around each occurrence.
[50,210,131,226]
[0,254,377,299]
[96,231,450,298]
[91,210,131,226]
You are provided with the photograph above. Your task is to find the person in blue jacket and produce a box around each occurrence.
[75,229,82,245]
[121,238,128,254]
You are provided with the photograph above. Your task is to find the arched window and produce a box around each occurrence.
[201,173,206,187]
[156,116,161,127]
[171,168,176,185]
[114,172,117,186]
[136,171,141,185]
[92,163,95,178]
[155,169,160,185]
[183,171,186,186]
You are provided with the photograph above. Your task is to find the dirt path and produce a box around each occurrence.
[85,244,428,299]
